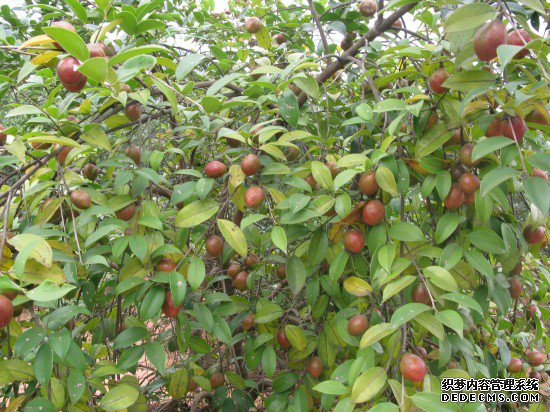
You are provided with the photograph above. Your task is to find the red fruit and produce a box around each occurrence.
[188,379,198,393]
[347,314,369,336]
[276,265,286,280]
[307,357,324,378]
[359,0,377,17]
[57,57,87,92]
[526,350,546,367]
[532,168,549,181]
[425,111,438,129]
[125,144,141,165]
[343,229,365,254]
[392,20,403,29]
[157,258,177,272]
[162,291,182,318]
[529,371,541,380]
[473,20,508,62]
[205,235,224,257]
[464,191,476,206]
[445,128,461,147]
[0,124,6,145]
[459,143,480,167]
[429,68,450,94]
[82,163,99,181]
[458,173,480,194]
[227,264,241,279]
[243,314,255,331]
[274,34,286,45]
[234,271,248,291]
[205,161,227,178]
[277,329,291,349]
[507,29,531,59]
[56,145,72,165]
[359,172,379,196]
[305,174,319,190]
[502,115,526,142]
[241,154,261,176]
[525,304,537,319]
[400,353,428,382]
[508,278,523,299]
[116,204,136,221]
[526,110,549,126]
[1,291,17,300]
[0,295,14,327]
[326,162,339,178]
[244,17,262,34]
[485,117,503,137]
[70,189,91,210]
[361,199,385,226]
[245,254,260,268]
[125,103,142,122]
[210,372,224,389]
[411,283,431,305]
[508,358,523,373]
[87,43,106,58]
[523,226,545,245]
[245,187,265,208]
[444,184,465,210]
[511,262,522,276]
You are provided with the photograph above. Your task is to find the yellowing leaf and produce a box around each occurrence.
[31,51,61,65]
[18,35,56,49]
[8,234,52,268]
[375,166,398,197]
[217,219,248,257]
[343,276,372,297]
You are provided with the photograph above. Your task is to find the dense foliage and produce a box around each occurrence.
[0,0,549,411]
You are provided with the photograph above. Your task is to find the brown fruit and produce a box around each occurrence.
[241,154,261,176]
[359,172,379,196]
[1,290,17,300]
[244,17,262,34]
[450,163,467,181]
[226,136,242,147]
[416,346,428,360]
[286,146,300,161]
[502,115,526,142]
[0,124,6,145]
[511,262,522,276]
[464,191,476,206]
[429,68,450,94]
[277,329,291,349]
[361,199,385,226]
[87,43,106,58]
[359,0,377,17]
[205,235,224,257]
[459,143,480,167]
[210,372,224,389]
[307,357,324,378]
[526,350,546,367]
[529,371,541,380]
[242,314,255,331]
[523,226,545,245]
[276,264,286,280]
[0,295,14,327]
[507,29,531,59]
[473,20,507,62]
[57,57,87,92]
[444,184,465,210]
[32,141,52,150]
[508,278,523,299]
[425,110,438,129]
[525,304,537,319]
[234,271,248,291]
[445,128,462,146]
[99,42,116,57]
[448,361,459,369]
[274,34,286,45]
[245,187,265,208]
[125,144,141,165]
[305,174,319,190]
[343,228,365,254]
[119,84,131,93]
[392,19,403,29]
[485,117,503,137]
[82,163,99,181]
[532,168,549,181]
[400,353,428,382]
[411,283,431,305]
[341,38,353,51]
[116,204,136,221]
[125,103,142,122]
[458,173,480,194]
[508,358,523,373]
[347,314,369,336]
[205,161,227,178]
[526,110,549,126]
[70,189,91,210]
[326,162,339,177]
[56,145,72,165]
[188,378,198,393]
[245,254,260,268]
[227,264,241,279]
[157,258,177,272]
[162,291,181,318]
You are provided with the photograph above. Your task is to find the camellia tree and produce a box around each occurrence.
[0,0,548,410]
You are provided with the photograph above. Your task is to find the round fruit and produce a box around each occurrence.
[116,204,135,221]
[341,38,353,51]
[416,346,428,359]
[425,111,438,129]
[227,263,241,279]
[274,34,286,45]
[70,189,91,210]
[307,357,324,378]
[157,258,177,272]
[305,174,319,190]
[234,271,248,291]
[507,29,531,59]
[523,226,545,245]
[241,154,261,176]
[400,353,428,382]
[276,265,286,280]
[125,144,141,165]
[245,187,265,208]
[411,283,431,305]
[343,228,365,254]
[361,199,385,226]
[205,235,224,257]
[526,350,546,367]
[57,57,87,92]
[0,295,14,328]
[450,163,467,181]
[87,43,106,58]
[459,143,480,167]
[0,124,6,145]
[242,314,255,331]
[526,110,549,126]
[458,173,480,194]
[429,68,450,94]
[502,115,526,142]
[464,191,476,206]
[244,17,262,34]
[277,329,291,349]
[532,168,549,181]
[162,291,181,318]
[473,19,507,62]
[448,361,459,369]
[205,161,227,178]
[525,304,537,319]
[347,314,369,336]
[529,371,541,380]
[56,145,72,165]
[359,0,377,17]
[444,184,465,210]
[82,163,99,181]
[392,19,403,29]
[508,358,523,373]
[1,291,17,300]
[119,84,131,93]
[445,128,461,147]
[359,172,379,196]
[125,103,142,122]
[485,117,503,137]
[508,278,523,299]
[511,262,522,276]
[210,372,224,389]
[245,254,260,268]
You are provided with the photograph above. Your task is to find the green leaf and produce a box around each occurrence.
[62,0,87,23]
[423,266,458,292]
[334,169,360,191]
[435,213,461,243]
[480,167,520,197]
[472,137,514,161]
[272,372,299,393]
[43,27,89,61]
[278,88,299,128]
[175,199,219,228]
[14,328,46,356]
[374,99,407,112]
[33,343,53,386]
[465,249,494,280]
[388,222,425,242]
[100,384,140,410]
[441,70,495,92]
[307,229,328,266]
[113,327,148,349]
[416,125,454,158]
[206,73,242,96]
[468,229,506,254]
[518,0,545,14]
[78,57,108,83]
[255,302,284,323]
[391,303,431,328]
[169,271,186,306]
[444,3,496,33]
[217,219,248,257]
[313,380,348,395]
[6,105,42,117]
[497,45,525,69]
[129,235,147,263]
[293,75,320,99]
[255,25,271,50]
[139,285,164,320]
[524,177,549,216]
[375,166,398,197]
[311,161,333,190]
[82,124,111,150]
[271,226,287,254]
[383,276,416,302]
[438,310,464,336]
[168,368,188,399]
[441,292,483,315]
[175,54,205,81]
[285,325,307,351]
[151,76,178,115]
[109,45,168,66]
[117,55,156,83]
[286,255,307,296]
[146,341,166,375]
[412,392,460,412]
[415,312,445,340]
[351,367,387,403]
[68,370,86,404]
[187,258,206,291]
[26,280,75,302]
[262,346,276,378]
[360,323,394,348]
